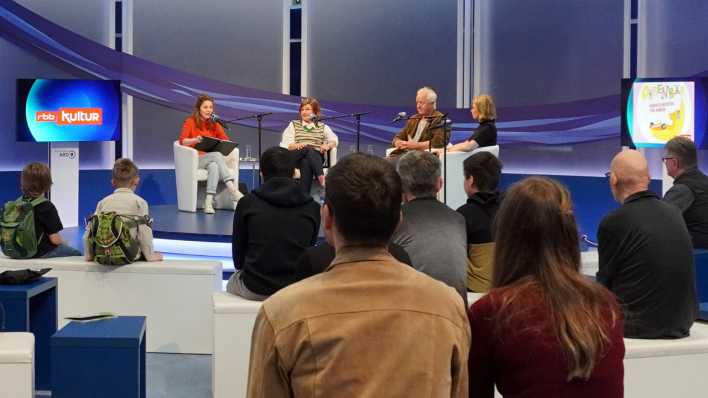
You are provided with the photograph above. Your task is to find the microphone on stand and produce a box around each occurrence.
[392,112,407,123]
[580,234,599,248]
[211,113,230,130]
[308,114,320,126]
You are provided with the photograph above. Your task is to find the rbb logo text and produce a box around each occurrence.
[34,108,103,125]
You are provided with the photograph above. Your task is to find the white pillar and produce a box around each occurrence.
[49,143,79,227]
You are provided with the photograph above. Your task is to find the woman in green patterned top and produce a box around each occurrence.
[282,97,339,194]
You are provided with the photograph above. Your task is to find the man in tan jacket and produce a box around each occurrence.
[247,153,470,397]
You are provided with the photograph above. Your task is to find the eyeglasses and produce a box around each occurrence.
[661,156,674,162]
[604,171,611,178]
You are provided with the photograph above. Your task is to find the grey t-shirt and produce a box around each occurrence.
[391,197,468,299]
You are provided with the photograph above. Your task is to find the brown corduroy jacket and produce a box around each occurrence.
[389,110,450,156]
[246,246,470,398]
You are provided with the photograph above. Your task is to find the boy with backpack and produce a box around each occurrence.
[0,162,81,258]
[84,158,163,264]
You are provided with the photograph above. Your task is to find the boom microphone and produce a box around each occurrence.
[392,112,407,123]
[211,113,230,130]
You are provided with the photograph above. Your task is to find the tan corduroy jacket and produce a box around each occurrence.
[246,246,470,398]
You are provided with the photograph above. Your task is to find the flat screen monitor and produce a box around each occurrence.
[621,78,708,149]
[16,79,121,142]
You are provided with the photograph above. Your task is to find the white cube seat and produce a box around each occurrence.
[0,332,34,398]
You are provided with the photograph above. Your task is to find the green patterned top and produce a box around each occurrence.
[292,120,326,148]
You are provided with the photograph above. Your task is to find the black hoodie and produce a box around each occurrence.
[456,191,502,244]
[233,177,321,296]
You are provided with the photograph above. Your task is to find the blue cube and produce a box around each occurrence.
[51,316,146,398]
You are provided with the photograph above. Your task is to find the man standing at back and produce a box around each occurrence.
[598,149,697,338]
[247,153,470,397]
[391,150,468,299]
[663,136,708,248]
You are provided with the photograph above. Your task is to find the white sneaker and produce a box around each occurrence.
[204,196,215,214]
[231,189,244,202]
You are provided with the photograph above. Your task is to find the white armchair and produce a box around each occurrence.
[173,141,240,212]
[439,145,500,209]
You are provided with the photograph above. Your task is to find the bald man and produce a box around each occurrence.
[598,150,697,339]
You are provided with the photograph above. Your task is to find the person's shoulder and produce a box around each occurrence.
[599,203,628,229]
[235,193,257,211]
[407,270,469,323]
[182,116,195,126]
[34,198,56,212]
[259,274,326,327]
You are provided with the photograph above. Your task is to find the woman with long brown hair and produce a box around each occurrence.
[468,176,624,397]
[179,94,242,213]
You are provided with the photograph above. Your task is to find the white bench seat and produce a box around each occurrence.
[0,256,222,354]
[0,332,34,398]
[624,322,708,398]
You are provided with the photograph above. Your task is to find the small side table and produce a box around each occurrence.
[51,316,146,398]
[0,277,57,391]
[239,158,259,191]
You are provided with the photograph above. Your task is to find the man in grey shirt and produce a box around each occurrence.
[663,136,708,248]
[391,151,468,300]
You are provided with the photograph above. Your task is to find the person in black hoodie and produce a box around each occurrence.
[456,151,503,292]
[227,147,321,300]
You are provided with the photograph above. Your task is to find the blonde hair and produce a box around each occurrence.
[473,94,497,121]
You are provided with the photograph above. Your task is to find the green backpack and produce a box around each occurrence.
[87,212,150,266]
[0,196,47,259]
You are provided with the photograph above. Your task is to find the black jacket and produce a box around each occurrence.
[233,177,320,296]
[456,191,501,244]
[597,190,697,339]
[671,168,708,248]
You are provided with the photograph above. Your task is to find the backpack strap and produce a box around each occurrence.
[29,196,47,207]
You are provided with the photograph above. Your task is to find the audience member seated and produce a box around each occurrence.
[391,150,468,300]
[83,158,163,263]
[456,152,503,292]
[388,86,449,158]
[11,162,80,258]
[443,94,498,153]
[227,147,320,301]
[294,241,412,281]
[469,176,625,398]
[247,153,470,397]
[281,97,338,194]
[598,149,697,338]
[662,136,708,248]
[179,94,243,214]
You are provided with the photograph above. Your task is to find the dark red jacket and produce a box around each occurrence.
[468,285,625,398]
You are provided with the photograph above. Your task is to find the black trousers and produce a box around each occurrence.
[292,148,324,193]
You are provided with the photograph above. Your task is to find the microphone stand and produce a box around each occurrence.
[316,112,371,152]
[227,112,273,184]
[228,112,273,160]
[427,114,450,204]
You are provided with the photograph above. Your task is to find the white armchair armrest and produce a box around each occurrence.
[174,141,200,212]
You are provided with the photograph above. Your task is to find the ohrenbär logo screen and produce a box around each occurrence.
[17,79,121,142]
